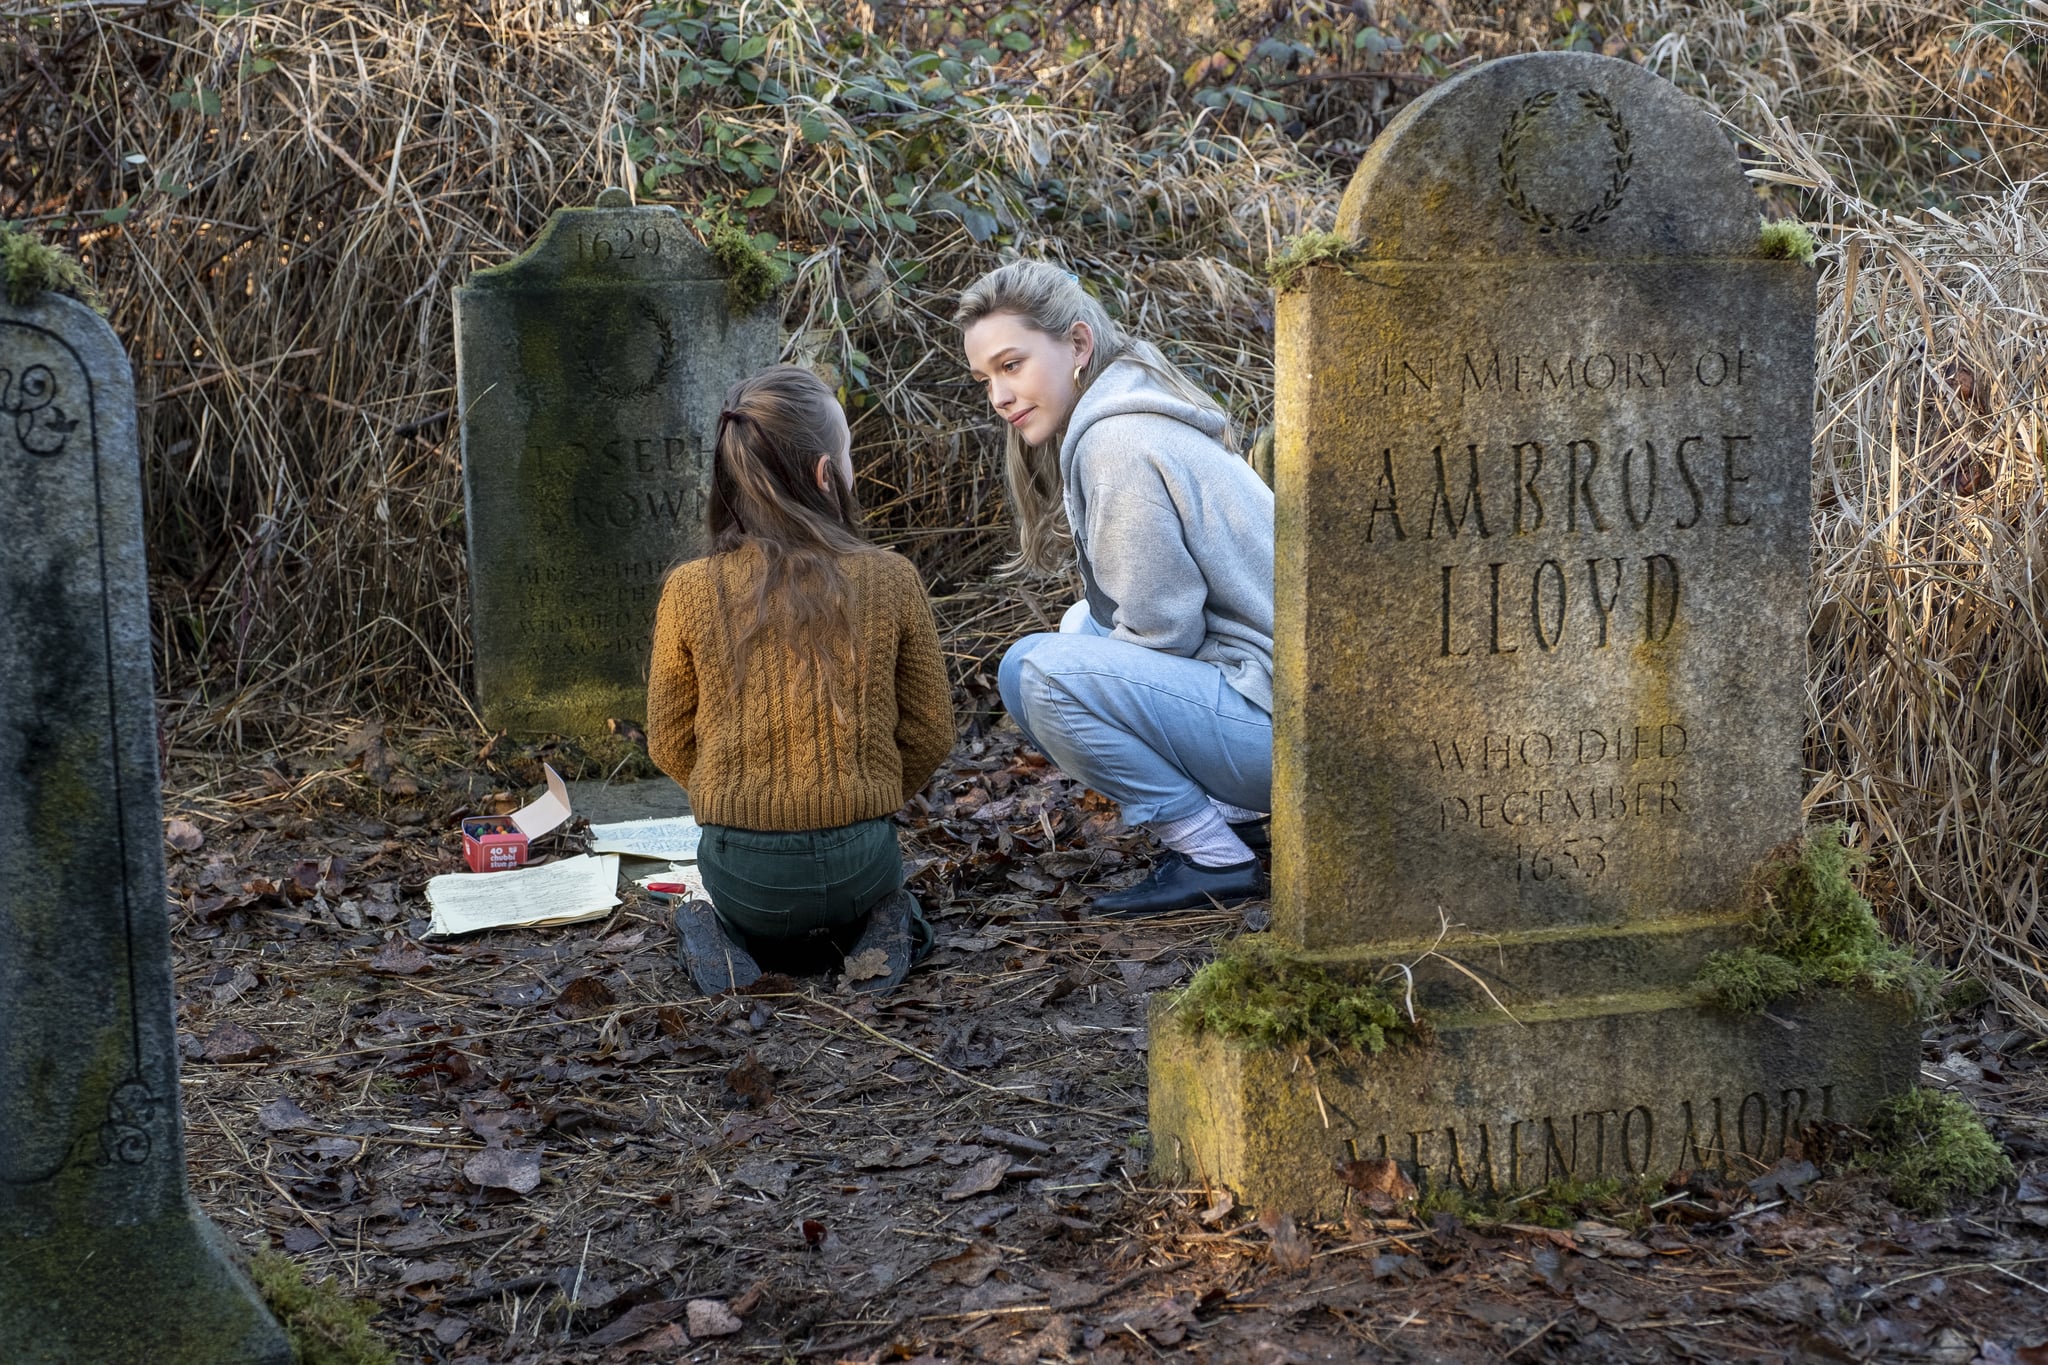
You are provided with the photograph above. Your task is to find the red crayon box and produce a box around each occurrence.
[460,764,572,872]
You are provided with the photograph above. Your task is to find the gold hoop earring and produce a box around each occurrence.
[1072,365,1084,385]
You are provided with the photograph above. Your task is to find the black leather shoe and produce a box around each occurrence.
[843,889,916,994]
[1093,853,1266,916]
[1230,818,1270,852]
[674,900,762,995]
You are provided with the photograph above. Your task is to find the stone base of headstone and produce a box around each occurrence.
[1150,899,1922,1213]
[1,1197,291,1364]
[1149,943,1919,1215]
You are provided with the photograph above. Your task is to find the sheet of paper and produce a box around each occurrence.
[425,853,621,936]
[589,814,702,863]
[509,762,572,839]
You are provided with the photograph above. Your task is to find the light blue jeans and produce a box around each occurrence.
[997,603,1273,825]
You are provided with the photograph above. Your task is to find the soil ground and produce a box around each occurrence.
[166,722,2048,1364]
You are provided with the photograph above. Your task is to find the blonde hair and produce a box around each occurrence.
[954,260,1231,576]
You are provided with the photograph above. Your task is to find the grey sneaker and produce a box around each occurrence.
[674,899,761,995]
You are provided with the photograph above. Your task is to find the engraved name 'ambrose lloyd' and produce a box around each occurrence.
[1348,431,1762,657]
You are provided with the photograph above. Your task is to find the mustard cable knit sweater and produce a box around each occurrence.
[646,544,956,831]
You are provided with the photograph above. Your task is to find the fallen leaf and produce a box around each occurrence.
[1197,1188,1236,1226]
[979,1125,1054,1157]
[369,940,432,976]
[1109,1293,1199,1346]
[1748,1158,1819,1202]
[1257,1209,1310,1271]
[586,1300,686,1348]
[1335,1156,1417,1215]
[280,1226,325,1253]
[941,1154,1013,1201]
[853,1143,935,1171]
[929,1240,1001,1286]
[463,1146,541,1195]
[553,975,616,1015]
[723,1055,775,1108]
[397,1260,461,1287]
[841,948,891,983]
[618,1321,688,1354]
[801,1220,827,1249]
[258,1096,316,1132]
[685,1298,744,1338]
[731,1159,796,1199]
[938,1021,1007,1069]
[203,1023,279,1064]
[164,818,205,852]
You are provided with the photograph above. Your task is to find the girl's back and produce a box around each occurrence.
[649,541,952,832]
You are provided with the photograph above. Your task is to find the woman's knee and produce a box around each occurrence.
[998,633,1062,720]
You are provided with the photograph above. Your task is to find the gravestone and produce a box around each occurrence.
[456,191,779,740]
[0,291,290,1361]
[1150,52,1918,1212]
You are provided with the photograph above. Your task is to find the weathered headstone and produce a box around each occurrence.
[456,191,779,740]
[0,291,290,1362]
[1150,53,1918,1211]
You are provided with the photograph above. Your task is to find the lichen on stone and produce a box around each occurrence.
[1759,218,1817,264]
[1695,823,1941,1014]
[1166,934,1424,1054]
[0,224,103,310]
[1264,230,1356,294]
[702,210,788,312]
[1863,1088,2012,1214]
[248,1249,395,1365]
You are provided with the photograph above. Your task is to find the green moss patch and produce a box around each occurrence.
[0,225,102,310]
[702,210,788,312]
[1264,230,1356,293]
[1695,824,1940,1014]
[249,1250,395,1365]
[1759,218,1817,263]
[1166,934,1423,1054]
[1863,1088,2012,1215]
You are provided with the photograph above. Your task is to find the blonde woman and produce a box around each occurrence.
[957,261,1273,914]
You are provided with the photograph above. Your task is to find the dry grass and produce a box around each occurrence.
[1743,109,2048,1030]
[4,3,2047,1015]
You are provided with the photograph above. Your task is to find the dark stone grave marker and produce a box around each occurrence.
[0,289,290,1362]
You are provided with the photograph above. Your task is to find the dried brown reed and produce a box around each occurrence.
[3,0,1340,746]
[1740,104,2048,1028]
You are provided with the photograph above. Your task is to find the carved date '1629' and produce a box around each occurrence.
[575,227,667,263]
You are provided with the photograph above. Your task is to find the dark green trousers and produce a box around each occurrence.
[697,818,913,950]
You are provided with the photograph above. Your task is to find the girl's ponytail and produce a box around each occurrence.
[702,365,870,706]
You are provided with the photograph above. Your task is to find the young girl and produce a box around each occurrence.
[957,261,1274,915]
[647,366,955,992]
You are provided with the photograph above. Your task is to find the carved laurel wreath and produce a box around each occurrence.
[584,297,678,401]
[1497,88,1634,235]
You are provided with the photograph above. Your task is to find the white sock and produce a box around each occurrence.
[1210,799,1267,825]
[1154,805,1255,869]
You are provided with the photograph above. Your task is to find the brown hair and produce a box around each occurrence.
[703,364,870,705]
[954,260,1232,576]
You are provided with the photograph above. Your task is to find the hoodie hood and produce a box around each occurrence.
[1057,356,1228,494]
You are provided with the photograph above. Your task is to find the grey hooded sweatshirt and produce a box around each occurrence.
[1057,356,1275,713]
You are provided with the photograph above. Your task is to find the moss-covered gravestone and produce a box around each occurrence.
[0,291,290,1362]
[1149,53,1919,1213]
[456,192,779,739]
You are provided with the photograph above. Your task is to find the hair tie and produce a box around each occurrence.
[719,409,743,424]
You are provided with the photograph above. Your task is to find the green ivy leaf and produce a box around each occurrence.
[742,185,776,207]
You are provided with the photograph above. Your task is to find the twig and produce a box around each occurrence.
[798,993,1132,1121]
